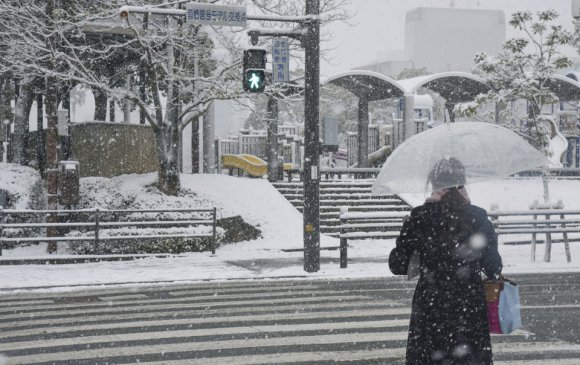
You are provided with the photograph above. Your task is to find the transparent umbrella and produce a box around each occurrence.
[371,121,552,194]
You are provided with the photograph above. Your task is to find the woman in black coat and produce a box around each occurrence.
[389,158,503,365]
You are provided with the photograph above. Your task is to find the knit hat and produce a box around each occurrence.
[428,158,466,190]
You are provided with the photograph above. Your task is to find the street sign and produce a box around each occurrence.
[57,109,69,137]
[185,3,247,27]
[272,37,289,83]
[322,117,339,151]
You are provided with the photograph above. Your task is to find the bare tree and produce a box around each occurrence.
[0,0,351,195]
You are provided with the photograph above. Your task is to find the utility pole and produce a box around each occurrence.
[302,0,321,272]
[266,95,279,182]
[45,0,59,253]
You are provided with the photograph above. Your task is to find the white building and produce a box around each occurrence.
[405,7,505,73]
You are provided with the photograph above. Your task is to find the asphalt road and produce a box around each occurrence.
[0,273,579,364]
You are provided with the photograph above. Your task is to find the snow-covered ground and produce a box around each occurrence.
[2,167,580,293]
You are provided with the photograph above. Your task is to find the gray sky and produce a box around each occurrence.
[320,0,577,78]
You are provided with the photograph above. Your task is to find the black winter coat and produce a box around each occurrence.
[389,201,502,365]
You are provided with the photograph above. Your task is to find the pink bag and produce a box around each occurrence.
[486,299,502,334]
[484,279,503,334]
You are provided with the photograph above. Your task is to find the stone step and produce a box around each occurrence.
[284,194,403,202]
[290,199,408,207]
[296,206,411,215]
[319,217,406,227]
[278,190,387,197]
[282,191,401,201]
[272,183,375,190]
[319,225,403,235]
[273,180,410,239]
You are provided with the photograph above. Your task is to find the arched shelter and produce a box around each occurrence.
[323,71,405,167]
[550,74,580,102]
[398,72,491,123]
[323,71,491,167]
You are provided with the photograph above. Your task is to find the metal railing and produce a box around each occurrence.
[285,167,381,182]
[0,207,218,256]
[488,208,578,263]
[283,167,580,182]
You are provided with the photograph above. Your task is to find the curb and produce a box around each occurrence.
[0,254,179,265]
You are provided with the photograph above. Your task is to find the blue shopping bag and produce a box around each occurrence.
[498,280,522,334]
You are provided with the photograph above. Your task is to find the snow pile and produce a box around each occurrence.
[78,173,320,249]
[0,163,43,209]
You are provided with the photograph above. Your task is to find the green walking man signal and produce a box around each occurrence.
[243,48,267,93]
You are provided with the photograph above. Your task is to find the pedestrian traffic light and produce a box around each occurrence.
[243,48,267,93]
[244,69,266,93]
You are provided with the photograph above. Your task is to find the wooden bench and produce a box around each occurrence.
[339,208,409,268]
[488,206,578,263]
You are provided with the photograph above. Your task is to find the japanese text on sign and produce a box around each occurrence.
[186,3,247,27]
[272,37,289,83]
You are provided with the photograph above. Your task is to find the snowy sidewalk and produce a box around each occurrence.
[2,237,580,293]
[2,173,580,293]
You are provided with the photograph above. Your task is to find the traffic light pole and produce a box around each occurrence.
[118,2,322,272]
[242,3,323,272]
[302,0,320,272]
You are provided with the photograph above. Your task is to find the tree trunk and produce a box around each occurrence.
[155,128,180,196]
[0,75,13,123]
[93,88,107,121]
[12,75,35,165]
[154,41,182,196]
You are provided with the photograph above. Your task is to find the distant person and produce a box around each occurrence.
[389,158,503,365]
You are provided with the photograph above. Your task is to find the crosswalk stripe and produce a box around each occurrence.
[493,341,580,353]
[0,322,535,354]
[0,294,377,320]
[0,280,417,302]
[96,294,150,301]
[0,289,390,314]
[2,331,401,364]
[0,307,411,338]
[120,349,408,365]
[0,300,396,329]
[4,338,580,365]
[0,320,408,352]
[496,359,580,365]
[0,299,55,306]
[120,349,580,365]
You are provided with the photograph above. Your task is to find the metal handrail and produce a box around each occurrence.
[283,167,580,182]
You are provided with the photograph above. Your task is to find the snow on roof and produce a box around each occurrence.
[324,71,490,103]
[565,72,580,82]
[397,71,488,93]
[322,70,404,90]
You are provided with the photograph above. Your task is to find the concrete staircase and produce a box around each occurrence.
[272,180,412,237]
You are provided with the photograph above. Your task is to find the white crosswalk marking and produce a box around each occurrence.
[0,279,579,365]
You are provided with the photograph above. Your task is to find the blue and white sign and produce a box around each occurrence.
[272,37,289,83]
[186,3,247,27]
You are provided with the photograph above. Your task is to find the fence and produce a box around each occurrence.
[489,208,578,263]
[0,207,217,255]
[283,167,580,182]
